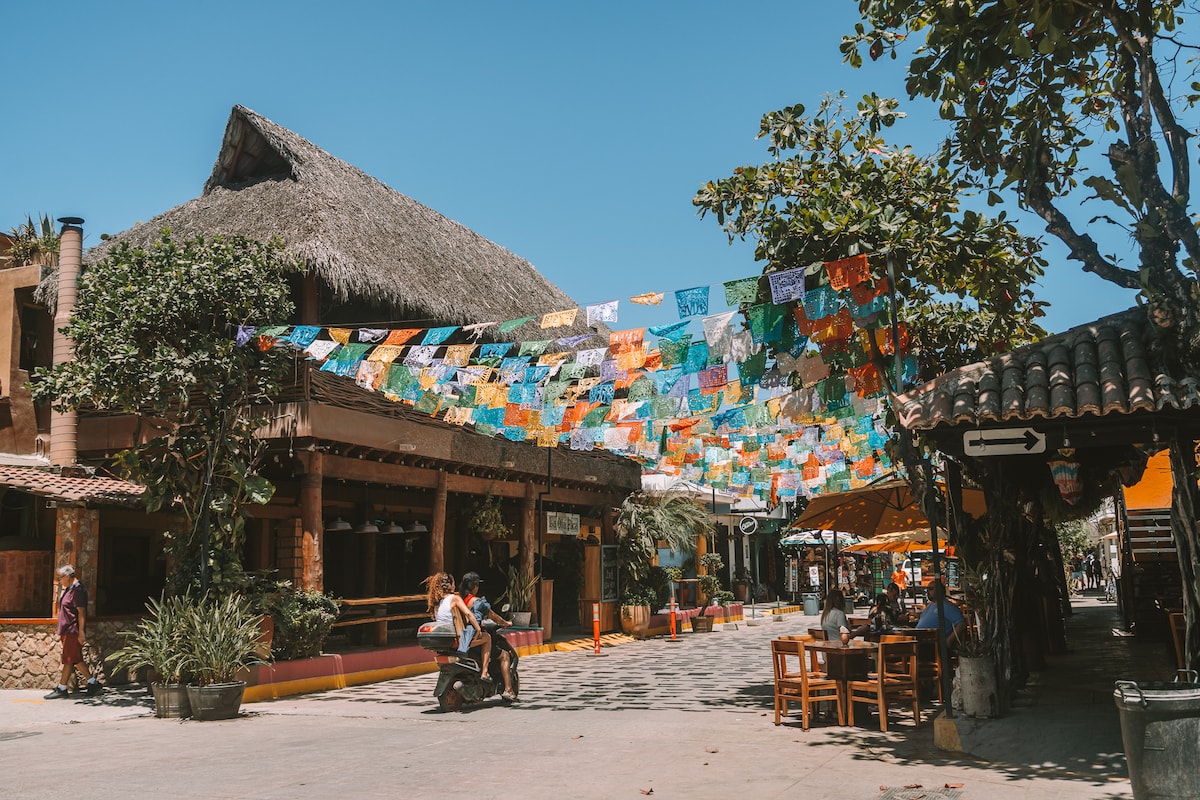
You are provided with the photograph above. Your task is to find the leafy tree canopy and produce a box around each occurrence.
[844,0,1200,365]
[693,93,1048,388]
[32,231,302,595]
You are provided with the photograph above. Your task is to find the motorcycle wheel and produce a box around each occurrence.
[438,687,464,713]
[509,670,520,699]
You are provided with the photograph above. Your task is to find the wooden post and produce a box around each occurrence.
[300,450,324,592]
[521,482,537,579]
[429,470,447,574]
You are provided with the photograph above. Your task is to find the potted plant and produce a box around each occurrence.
[178,594,269,720]
[955,562,999,718]
[501,565,538,627]
[698,552,726,606]
[732,566,752,602]
[258,582,340,660]
[470,489,511,540]
[619,585,656,639]
[107,594,193,718]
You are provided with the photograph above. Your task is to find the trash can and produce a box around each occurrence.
[803,593,820,616]
[1113,672,1200,799]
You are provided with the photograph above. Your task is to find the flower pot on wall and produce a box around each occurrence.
[511,611,533,627]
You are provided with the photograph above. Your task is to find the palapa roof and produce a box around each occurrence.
[77,105,591,332]
[895,307,1200,432]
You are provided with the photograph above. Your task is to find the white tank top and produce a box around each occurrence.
[435,594,455,625]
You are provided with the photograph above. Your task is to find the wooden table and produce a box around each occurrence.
[806,639,879,723]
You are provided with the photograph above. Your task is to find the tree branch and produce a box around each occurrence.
[1023,175,1140,288]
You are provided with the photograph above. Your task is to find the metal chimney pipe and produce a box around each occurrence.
[49,216,84,467]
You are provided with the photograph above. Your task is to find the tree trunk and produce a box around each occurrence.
[1168,437,1200,671]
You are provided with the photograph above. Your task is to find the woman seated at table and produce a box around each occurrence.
[866,592,899,634]
[821,589,871,641]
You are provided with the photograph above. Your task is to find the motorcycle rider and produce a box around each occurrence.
[459,571,517,700]
[423,572,489,673]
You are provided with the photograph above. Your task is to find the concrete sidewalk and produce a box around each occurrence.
[1,596,1171,799]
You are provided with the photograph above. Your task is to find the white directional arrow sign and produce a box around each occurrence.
[962,427,1046,457]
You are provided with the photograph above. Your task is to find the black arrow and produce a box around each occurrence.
[966,430,1042,450]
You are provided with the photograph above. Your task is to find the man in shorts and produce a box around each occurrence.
[45,565,101,699]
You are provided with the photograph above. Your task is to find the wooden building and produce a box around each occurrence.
[0,107,640,686]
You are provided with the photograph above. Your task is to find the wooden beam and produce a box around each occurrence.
[300,450,324,592]
[300,450,620,507]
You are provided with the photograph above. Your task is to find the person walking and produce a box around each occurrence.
[45,565,101,699]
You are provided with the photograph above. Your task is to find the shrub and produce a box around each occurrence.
[265,587,340,660]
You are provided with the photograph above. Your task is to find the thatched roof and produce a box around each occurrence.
[70,105,592,332]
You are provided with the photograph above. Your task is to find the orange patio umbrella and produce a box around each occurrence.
[842,529,955,555]
[792,478,985,538]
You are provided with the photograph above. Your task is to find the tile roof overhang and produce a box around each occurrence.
[0,465,144,506]
[895,307,1200,445]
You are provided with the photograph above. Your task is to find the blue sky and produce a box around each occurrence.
[1,1,1136,335]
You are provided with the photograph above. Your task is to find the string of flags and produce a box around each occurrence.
[238,255,916,502]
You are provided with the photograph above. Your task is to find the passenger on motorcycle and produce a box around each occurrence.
[423,572,490,675]
[460,571,517,700]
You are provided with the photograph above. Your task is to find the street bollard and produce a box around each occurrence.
[587,602,606,657]
[667,582,680,642]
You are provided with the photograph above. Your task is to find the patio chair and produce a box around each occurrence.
[846,639,920,732]
[772,638,844,730]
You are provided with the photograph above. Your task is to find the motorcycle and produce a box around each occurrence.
[417,615,520,712]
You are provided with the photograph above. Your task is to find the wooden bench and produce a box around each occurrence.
[333,595,427,646]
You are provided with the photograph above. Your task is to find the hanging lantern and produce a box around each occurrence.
[1048,450,1083,505]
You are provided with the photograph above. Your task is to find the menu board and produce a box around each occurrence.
[601,545,619,602]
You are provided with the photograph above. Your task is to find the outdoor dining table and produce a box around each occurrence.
[805,639,880,723]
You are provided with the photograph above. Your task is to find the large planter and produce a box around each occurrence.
[620,605,651,639]
[956,656,998,718]
[691,614,715,633]
[151,683,192,719]
[186,681,246,721]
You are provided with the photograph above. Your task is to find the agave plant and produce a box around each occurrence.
[107,594,192,685]
[4,214,59,268]
[176,593,268,686]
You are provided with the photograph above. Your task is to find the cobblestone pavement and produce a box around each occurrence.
[3,602,1146,800]
[287,615,800,717]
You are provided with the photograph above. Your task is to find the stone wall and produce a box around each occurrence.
[0,618,128,689]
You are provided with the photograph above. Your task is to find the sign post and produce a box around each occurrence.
[963,427,1046,457]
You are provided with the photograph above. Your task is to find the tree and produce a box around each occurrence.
[31,231,301,596]
[845,1,1198,361]
[693,93,1048,389]
[615,491,712,599]
[845,0,1200,670]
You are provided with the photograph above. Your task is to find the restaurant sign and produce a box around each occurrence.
[546,511,581,537]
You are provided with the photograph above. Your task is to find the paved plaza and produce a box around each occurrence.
[1,599,1154,799]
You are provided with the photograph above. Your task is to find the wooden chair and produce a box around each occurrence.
[911,627,943,702]
[1169,612,1186,669]
[777,634,821,676]
[847,640,920,732]
[772,639,844,730]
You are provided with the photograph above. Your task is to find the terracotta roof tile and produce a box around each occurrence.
[897,307,1200,431]
[0,465,144,505]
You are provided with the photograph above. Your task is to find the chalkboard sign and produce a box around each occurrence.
[601,545,619,602]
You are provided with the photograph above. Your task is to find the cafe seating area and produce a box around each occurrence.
[772,614,951,731]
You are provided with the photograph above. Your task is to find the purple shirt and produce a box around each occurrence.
[57,582,87,636]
